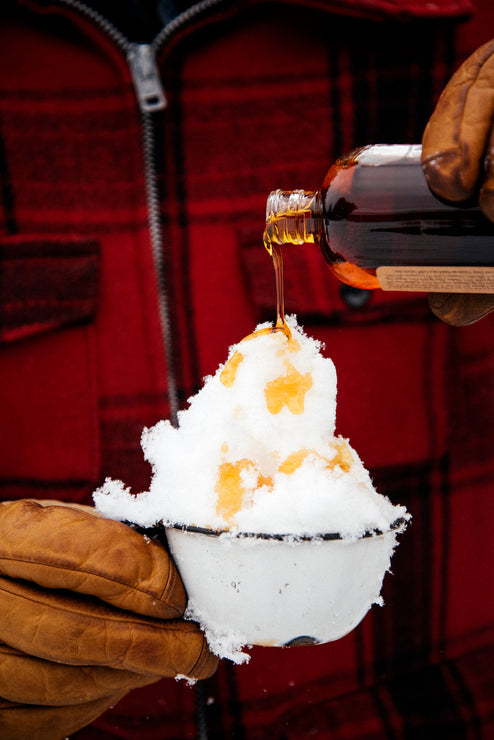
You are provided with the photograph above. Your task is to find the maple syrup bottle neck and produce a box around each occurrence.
[265,189,323,250]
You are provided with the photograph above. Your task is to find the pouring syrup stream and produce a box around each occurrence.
[219,231,291,387]
[240,233,291,341]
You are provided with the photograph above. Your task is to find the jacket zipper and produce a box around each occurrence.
[55,0,227,427]
[49,5,228,737]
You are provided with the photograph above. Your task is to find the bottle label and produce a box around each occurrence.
[377,266,494,293]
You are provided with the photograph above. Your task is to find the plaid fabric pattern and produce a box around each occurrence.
[1,1,493,737]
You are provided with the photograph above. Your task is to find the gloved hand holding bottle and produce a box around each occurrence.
[422,38,494,325]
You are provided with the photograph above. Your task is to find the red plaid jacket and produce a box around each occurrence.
[1,0,493,737]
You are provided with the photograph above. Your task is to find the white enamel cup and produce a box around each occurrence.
[165,519,405,653]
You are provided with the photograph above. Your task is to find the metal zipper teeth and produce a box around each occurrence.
[56,0,181,421]
[54,0,225,425]
[144,0,228,428]
[55,0,131,52]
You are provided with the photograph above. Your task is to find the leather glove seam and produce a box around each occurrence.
[157,556,180,611]
[0,557,182,618]
[0,578,190,630]
[187,635,211,677]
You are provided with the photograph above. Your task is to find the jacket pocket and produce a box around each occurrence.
[0,235,101,486]
[0,235,99,343]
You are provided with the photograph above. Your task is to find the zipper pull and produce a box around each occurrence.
[127,43,166,112]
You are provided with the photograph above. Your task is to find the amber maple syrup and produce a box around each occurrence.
[246,235,290,340]
[215,222,364,525]
[219,237,291,391]
[216,236,306,523]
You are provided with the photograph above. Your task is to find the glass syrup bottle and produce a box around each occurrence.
[264,144,494,293]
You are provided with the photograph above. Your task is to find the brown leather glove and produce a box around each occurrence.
[422,39,494,325]
[0,499,217,740]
